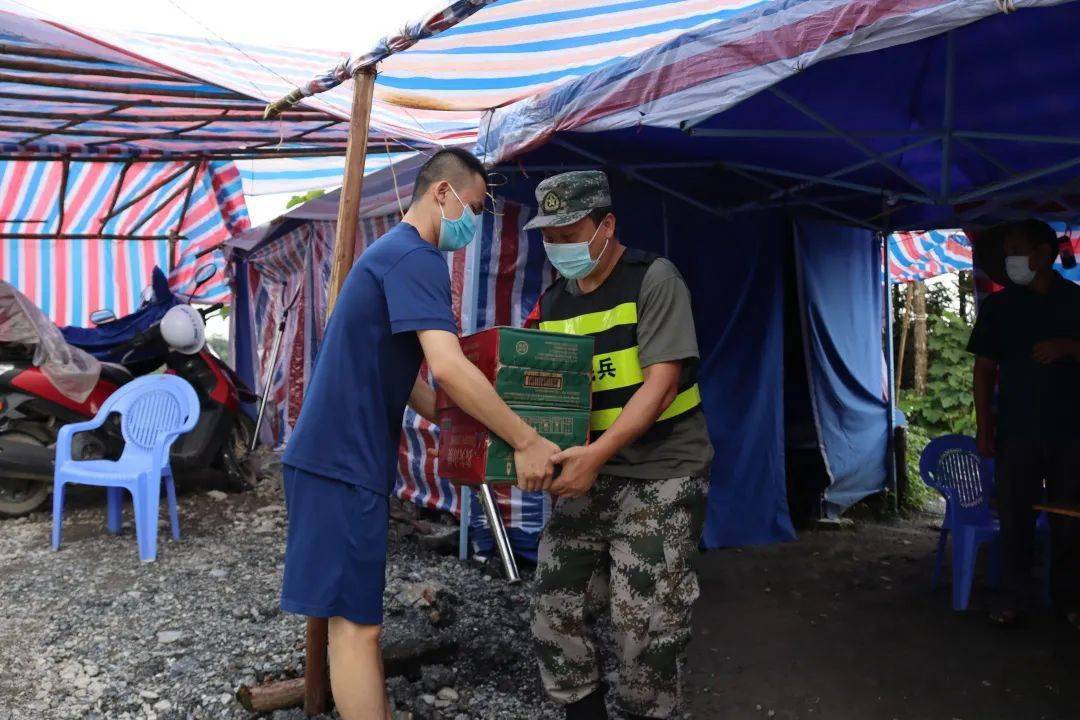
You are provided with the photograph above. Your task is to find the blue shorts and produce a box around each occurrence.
[280,465,389,625]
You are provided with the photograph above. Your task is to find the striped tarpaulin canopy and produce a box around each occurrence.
[477,0,1076,161]
[0,0,472,160]
[468,0,1080,231]
[0,159,248,325]
[272,0,775,115]
[888,230,972,283]
[235,152,418,197]
[889,227,1080,284]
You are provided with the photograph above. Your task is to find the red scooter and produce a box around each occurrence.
[0,266,256,516]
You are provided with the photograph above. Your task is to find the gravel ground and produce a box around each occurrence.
[0,463,563,720]
[6,465,1079,720]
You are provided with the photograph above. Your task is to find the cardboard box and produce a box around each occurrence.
[438,405,590,485]
[461,327,593,375]
[436,365,592,410]
[436,326,595,410]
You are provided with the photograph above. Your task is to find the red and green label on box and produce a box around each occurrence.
[437,327,594,485]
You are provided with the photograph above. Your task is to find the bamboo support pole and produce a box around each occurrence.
[325,68,376,319]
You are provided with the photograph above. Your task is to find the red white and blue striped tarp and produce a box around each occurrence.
[235,197,553,551]
[476,0,1071,162]
[888,230,972,284]
[0,0,471,160]
[889,228,1080,285]
[272,1,776,115]
[0,159,248,326]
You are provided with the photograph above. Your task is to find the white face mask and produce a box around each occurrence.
[1005,255,1036,286]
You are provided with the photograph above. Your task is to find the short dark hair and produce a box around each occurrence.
[587,206,614,225]
[411,147,487,203]
[1003,219,1059,255]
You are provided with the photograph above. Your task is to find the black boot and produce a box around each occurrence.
[565,686,608,720]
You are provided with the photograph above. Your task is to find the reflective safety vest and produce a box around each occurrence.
[537,248,702,439]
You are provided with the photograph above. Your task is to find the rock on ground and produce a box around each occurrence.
[0,466,577,720]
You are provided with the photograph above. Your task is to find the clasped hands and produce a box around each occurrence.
[513,437,603,499]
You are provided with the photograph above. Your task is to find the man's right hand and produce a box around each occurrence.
[976,425,995,458]
[514,433,559,492]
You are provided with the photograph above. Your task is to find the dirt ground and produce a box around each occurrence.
[2,475,1078,720]
[686,517,1080,720]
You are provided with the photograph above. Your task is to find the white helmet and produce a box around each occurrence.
[160,305,205,354]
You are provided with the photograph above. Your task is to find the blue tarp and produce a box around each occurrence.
[59,267,180,367]
[690,214,796,547]
[482,3,1079,232]
[795,219,889,516]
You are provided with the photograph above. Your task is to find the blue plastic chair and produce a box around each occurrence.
[920,434,1003,611]
[52,374,199,562]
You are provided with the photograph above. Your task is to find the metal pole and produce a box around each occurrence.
[477,483,520,583]
[458,486,472,561]
[882,232,898,513]
[940,31,956,200]
[250,275,303,452]
[250,316,285,452]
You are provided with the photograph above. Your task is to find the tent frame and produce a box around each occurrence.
[0,158,195,257]
[545,30,1079,232]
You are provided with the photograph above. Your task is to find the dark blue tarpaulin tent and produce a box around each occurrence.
[238,0,1079,552]
[475,0,1080,546]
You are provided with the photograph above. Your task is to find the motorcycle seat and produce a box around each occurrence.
[99,362,133,386]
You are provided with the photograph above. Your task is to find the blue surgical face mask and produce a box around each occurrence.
[438,185,479,251]
[543,222,609,280]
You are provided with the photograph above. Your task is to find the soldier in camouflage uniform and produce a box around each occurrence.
[525,171,714,719]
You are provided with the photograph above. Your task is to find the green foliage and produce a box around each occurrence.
[286,189,325,209]
[902,423,936,515]
[900,311,976,437]
[895,310,973,513]
[207,335,229,363]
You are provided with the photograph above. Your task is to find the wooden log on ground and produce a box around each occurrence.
[236,677,305,713]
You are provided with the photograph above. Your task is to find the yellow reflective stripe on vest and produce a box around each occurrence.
[538,302,637,337]
[589,384,702,432]
[591,346,644,393]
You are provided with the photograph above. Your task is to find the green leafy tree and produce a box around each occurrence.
[897,311,976,514]
[900,311,976,436]
[286,189,325,209]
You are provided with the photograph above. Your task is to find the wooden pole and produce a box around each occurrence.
[895,283,914,393]
[913,281,928,395]
[303,67,377,717]
[304,617,330,716]
[325,68,377,319]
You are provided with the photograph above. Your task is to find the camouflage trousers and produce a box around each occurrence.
[531,474,709,719]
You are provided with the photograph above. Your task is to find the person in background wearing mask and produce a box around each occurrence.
[279,148,560,720]
[968,219,1080,630]
[523,171,714,720]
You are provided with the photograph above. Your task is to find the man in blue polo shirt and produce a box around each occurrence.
[281,147,559,720]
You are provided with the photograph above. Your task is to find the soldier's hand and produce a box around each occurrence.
[549,445,603,499]
[514,433,559,492]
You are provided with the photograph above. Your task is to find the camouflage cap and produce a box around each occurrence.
[523,170,612,230]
